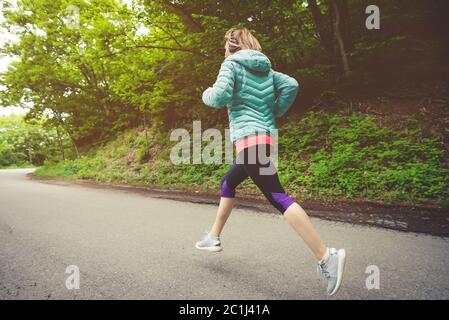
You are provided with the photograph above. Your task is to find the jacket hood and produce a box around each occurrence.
[226,49,272,73]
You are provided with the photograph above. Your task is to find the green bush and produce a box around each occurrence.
[279,112,449,204]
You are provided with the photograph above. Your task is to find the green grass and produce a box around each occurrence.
[34,112,449,207]
[0,163,35,169]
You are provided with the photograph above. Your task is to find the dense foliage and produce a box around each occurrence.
[278,112,448,204]
[1,0,448,145]
[0,114,71,167]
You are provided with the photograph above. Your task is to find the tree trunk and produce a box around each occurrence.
[27,148,32,164]
[329,0,351,77]
[143,111,150,155]
[56,113,78,159]
[307,0,334,54]
[338,0,353,52]
[71,137,80,158]
[56,127,65,161]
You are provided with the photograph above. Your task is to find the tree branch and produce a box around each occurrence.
[158,0,204,33]
[98,44,208,58]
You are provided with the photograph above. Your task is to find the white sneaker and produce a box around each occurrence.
[195,231,222,252]
[318,248,346,296]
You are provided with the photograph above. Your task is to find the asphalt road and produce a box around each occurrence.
[1,168,448,300]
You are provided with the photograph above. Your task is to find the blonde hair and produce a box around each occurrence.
[224,28,262,57]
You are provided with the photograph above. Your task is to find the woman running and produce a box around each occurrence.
[195,27,346,296]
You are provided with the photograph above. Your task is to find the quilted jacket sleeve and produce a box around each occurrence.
[202,60,235,108]
[272,71,299,118]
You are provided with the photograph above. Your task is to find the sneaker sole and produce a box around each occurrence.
[195,244,222,252]
[329,249,346,296]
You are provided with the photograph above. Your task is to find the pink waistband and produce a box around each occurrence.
[235,134,273,153]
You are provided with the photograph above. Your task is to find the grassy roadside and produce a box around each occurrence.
[34,111,449,208]
[0,163,35,169]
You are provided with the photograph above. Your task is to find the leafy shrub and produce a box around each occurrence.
[279,112,449,204]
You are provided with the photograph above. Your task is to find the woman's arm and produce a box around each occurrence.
[272,71,299,117]
[202,60,235,108]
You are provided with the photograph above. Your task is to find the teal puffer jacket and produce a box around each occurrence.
[202,49,299,143]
